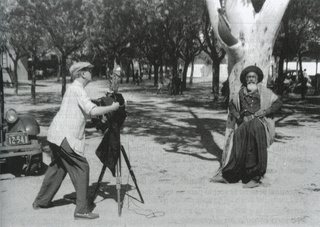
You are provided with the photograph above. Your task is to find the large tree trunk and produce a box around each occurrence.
[298,52,306,100]
[6,49,19,94]
[189,59,195,85]
[206,0,291,166]
[168,58,179,95]
[277,55,285,95]
[182,61,189,90]
[211,61,220,100]
[13,60,18,95]
[154,64,159,87]
[31,57,36,105]
[56,53,61,82]
[148,66,152,80]
[61,55,67,97]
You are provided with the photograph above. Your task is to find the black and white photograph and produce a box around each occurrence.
[1,0,320,226]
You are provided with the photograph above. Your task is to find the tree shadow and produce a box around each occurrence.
[274,104,320,127]
[122,99,226,162]
[173,98,227,111]
[183,110,224,161]
[4,91,61,107]
[274,133,295,144]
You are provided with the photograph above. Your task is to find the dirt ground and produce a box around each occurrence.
[1,76,320,227]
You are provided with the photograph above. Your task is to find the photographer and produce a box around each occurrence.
[33,62,119,220]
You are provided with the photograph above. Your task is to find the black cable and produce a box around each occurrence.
[123,145,165,219]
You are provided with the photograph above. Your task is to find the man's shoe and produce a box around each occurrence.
[210,175,228,183]
[243,180,260,189]
[32,202,50,210]
[74,212,99,220]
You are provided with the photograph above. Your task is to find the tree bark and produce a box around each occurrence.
[31,71,36,105]
[206,0,291,166]
[148,67,152,80]
[56,53,61,82]
[30,55,36,105]
[211,61,220,100]
[189,59,194,85]
[182,62,189,90]
[61,55,67,97]
[298,52,306,100]
[5,49,20,95]
[277,55,285,95]
[13,60,18,95]
[154,64,159,87]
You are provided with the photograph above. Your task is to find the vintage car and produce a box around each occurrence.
[0,108,43,176]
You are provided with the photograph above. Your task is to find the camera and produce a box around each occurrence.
[91,92,126,133]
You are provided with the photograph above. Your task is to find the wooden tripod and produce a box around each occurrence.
[91,145,144,216]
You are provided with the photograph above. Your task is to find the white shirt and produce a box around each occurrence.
[47,80,96,156]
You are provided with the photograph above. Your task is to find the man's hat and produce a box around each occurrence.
[240,65,264,84]
[69,62,93,75]
[112,65,122,77]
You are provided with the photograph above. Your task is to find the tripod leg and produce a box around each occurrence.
[91,164,107,204]
[121,145,144,204]
[116,156,122,216]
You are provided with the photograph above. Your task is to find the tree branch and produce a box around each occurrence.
[259,0,291,44]
[218,12,238,46]
[206,0,239,49]
[205,0,222,42]
[225,0,256,38]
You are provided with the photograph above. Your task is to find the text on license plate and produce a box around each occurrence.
[6,132,30,145]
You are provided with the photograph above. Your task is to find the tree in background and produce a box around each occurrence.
[201,10,226,100]
[89,0,140,85]
[272,0,320,98]
[18,0,94,96]
[154,0,204,94]
[272,8,295,96]
[283,0,320,99]
[4,0,320,102]
[11,2,50,103]
[179,0,203,91]
[136,1,167,87]
[1,21,27,95]
[1,1,30,95]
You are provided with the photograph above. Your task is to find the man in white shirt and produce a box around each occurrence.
[33,62,120,220]
[303,69,311,83]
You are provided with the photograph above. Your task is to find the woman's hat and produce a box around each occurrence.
[240,65,264,84]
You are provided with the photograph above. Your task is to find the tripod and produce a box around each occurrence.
[91,145,144,216]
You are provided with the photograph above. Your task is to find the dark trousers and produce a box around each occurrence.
[222,118,267,183]
[34,138,90,214]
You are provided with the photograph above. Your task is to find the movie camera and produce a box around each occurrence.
[91,92,127,133]
[91,92,144,216]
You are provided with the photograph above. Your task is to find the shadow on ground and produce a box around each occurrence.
[121,98,225,163]
[52,182,135,214]
[4,79,320,170]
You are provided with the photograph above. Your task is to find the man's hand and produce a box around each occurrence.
[236,117,243,126]
[111,102,120,111]
[254,109,266,118]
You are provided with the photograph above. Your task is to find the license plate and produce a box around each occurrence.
[6,132,30,146]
